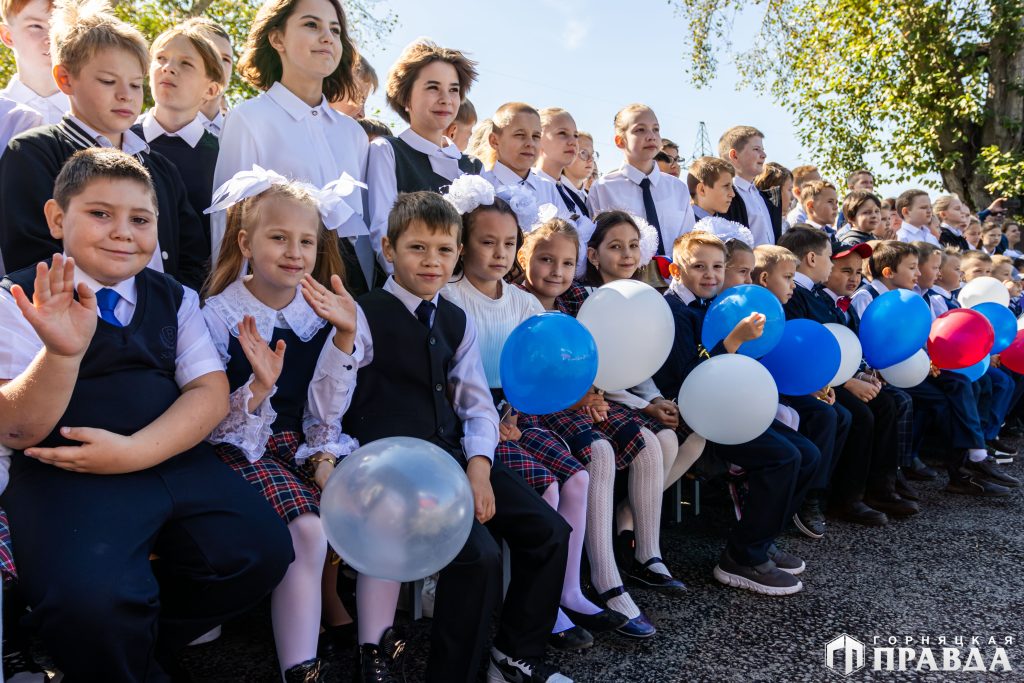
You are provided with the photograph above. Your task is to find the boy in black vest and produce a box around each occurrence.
[308,192,571,683]
[0,0,209,290]
[0,148,291,681]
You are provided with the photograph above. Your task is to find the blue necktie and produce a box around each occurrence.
[639,177,665,255]
[415,300,435,329]
[96,288,122,327]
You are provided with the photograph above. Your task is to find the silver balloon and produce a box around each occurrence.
[320,437,475,582]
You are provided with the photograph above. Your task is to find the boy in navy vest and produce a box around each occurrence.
[307,192,571,683]
[0,148,291,681]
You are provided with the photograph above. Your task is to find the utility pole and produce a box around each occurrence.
[691,121,713,161]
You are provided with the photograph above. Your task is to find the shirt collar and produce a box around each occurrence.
[266,81,340,123]
[871,279,890,295]
[71,258,137,305]
[900,220,923,233]
[68,115,149,155]
[535,168,559,185]
[931,285,952,298]
[793,271,815,291]
[4,74,69,110]
[139,110,206,147]
[822,287,841,303]
[560,175,586,196]
[384,275,439,315]
[733,176,756,193]
[491,160,533,188]
[197,109,225,136]
[941,224,962,236]
[668,279,697,305]
[206,280,327,342]
[622,162,660,187]
[398,127,462,160]
[692,205,712,220]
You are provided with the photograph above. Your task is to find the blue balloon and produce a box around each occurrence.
[972,302,1017,354]
[702,284,785,358]
[759,319,842,396]
[859,289,931,369]
[952,355,990,382]
[500,313,598,414]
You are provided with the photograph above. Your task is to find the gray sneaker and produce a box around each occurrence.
[713,549,803,596]
[767,543,806,575]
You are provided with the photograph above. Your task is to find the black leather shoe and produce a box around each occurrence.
[285,658,327,683]
[622,557,686,594]
[864,490,920,517]
[904,456,938,481]
[354,627,404,683]
[945,469,1013,497]
[561,605,629,632]
[895,470,920,501]
[965,457,1021,488]
[829,501,889,526]
[548,625,594,651]
[987,438,1018,456]
[793,498,826,539]
[616,613,656,639]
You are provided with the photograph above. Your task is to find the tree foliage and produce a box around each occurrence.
[0,0,396,106]
[669,0,1024,208]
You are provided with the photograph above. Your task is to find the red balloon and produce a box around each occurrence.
[1000,330,1024,373]
[927,308,995,370]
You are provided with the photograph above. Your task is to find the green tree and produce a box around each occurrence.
[0,0,396,105]
[670,0,1024,208]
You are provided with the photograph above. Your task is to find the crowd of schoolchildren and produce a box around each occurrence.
[0,0,1020,681]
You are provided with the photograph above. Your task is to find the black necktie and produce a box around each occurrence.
[556,183,590,219]
[639,177,665,255]
[415,300,435,329]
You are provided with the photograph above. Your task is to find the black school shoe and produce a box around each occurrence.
[864,489,920,518]
[828,501,889,526]
[560,605,629,632]
[945,468,1013,497]
[285,658,329,683]
[895,470,921,501]
[904,456,939,481]
[353,627,405,683]
[548,625,594,652]
[965,457,1021,488]
[622,557,686,594]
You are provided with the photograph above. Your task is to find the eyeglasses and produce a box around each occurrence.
[578,149,599,161]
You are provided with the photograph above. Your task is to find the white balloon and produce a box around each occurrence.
[958,276,1010,309]
[824,323,863,386]
[576,280,675,391]
[678,354,778,445]
[879,349,931,388]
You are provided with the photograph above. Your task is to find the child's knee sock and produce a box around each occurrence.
[631,429,668,576]
[557,471,601,615]
[655,428,679,482]
[355,575,402,646]
[585,439,641,619]
[664,433,706,491]
[271,513,328,671]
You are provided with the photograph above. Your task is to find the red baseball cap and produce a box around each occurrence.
[831,241,873,260]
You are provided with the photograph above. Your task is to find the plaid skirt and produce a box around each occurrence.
[0,507,15,584]
[534,406,645,470]
[497,427,584,493]
[216,431,319,523]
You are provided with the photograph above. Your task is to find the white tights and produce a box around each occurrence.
[271,513,328,674]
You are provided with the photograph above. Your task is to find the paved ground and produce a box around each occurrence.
[178,457,1024,683]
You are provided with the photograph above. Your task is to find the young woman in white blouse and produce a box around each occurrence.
[212,0,371,289]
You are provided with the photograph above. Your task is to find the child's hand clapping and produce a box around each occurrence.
[237,315,286,409]
[301,274,357,353]
[11,254,97,359]
[724,312,765,353]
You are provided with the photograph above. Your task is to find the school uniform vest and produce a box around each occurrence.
[385,136,482,193]
[926,288,960,311]
[345,289,467,451]
[857,282,882,301]
[939,227,970,252]
[785,284,843,325]
[131,124,219,247]
[0,264,183,449]
[225,323,332,434]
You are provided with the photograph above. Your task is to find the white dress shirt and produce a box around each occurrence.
[0,74,69,125]
[0,265,222,388]
[307,276,500,460]
[733,176,774,246]
[926,284,956,320]
[202,279,355,464]
[197,109,225,138]
[211,81,369,260]
[481,161,568,222]
[560,175,588,207]
[896,221,940,246]
[366,128,470,272]
[0,96,42,152]
[793,271,815,292]
[850,279,889,319]
[588,163,695,254]
[137,110,207,148]
[786,204,807,227]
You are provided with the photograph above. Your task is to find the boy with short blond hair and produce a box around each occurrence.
[786,164,820,225]
[0,0,69,122]
[800,179,839,236]
[960,250,994,282]
[895,189,938,246]
[0,0,209,290]
[687,155,736,219]
[718,124,780,245]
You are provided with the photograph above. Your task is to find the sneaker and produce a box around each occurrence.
[713,549,803,596]
[987,446,1015,465]
[792,498,825,539]
[945,469,1013,497]
[767,544,805,575]
[487,648,572,682]
[965,457,1021,488]
[986,438,1018,456]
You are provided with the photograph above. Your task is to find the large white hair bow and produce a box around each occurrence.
[443,174,495,215]
[694,216,755,247]
[205,165,367,233]
[495,184,557,233]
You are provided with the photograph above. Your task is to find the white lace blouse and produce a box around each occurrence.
[202,280,358,463]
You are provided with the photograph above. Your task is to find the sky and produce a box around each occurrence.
[357,0,920,199]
